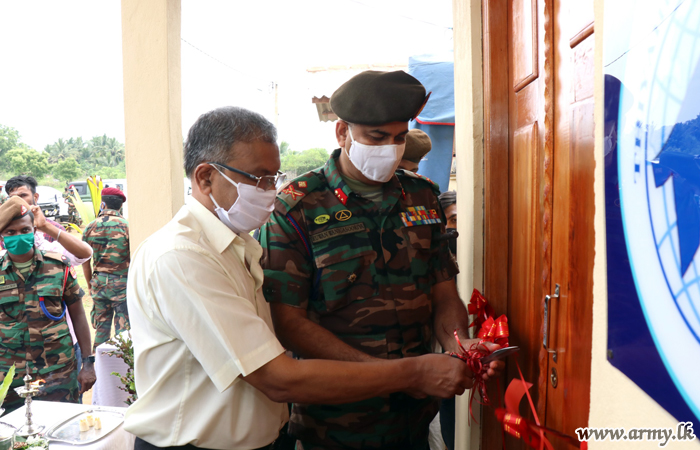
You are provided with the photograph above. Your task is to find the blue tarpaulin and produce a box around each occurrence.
[408,54,455,192]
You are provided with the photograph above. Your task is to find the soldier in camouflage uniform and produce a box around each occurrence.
[63,186,81,226]
[0,197,96,413]
[81,187,130,350]
[260,71,502,450]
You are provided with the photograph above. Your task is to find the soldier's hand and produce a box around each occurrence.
[30,205,47,230]
[78,362,97,394]
[478,342,506,381]
[404,353,474,399]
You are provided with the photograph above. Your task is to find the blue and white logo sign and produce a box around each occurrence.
[606,0,700,426]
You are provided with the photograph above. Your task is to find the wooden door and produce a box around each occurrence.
[481,0,595,448]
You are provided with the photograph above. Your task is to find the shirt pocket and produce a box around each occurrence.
[39,319,73,371]
[312,231,378,313]
[37,286,65,319]
[401,225,435,278]
[0,295,25,352]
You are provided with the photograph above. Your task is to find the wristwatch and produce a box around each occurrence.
[82,355,95,364]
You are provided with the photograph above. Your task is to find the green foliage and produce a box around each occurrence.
[53,158,82,182]
[280,147,329,178]
[0,364,15,407]
[0,125,20,159]
[44,134,125,178]
[4,147,50,178]
[106,330,137,406]
[0,123,127,184]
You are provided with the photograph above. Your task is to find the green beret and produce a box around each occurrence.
[403,129,432,162]
[0,196,31,232]
[330,71,428,125]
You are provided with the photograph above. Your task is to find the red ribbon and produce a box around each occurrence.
[459,290,583,449]
[449,331,491,423]
[477,315,510,348]
[468,289,494,329]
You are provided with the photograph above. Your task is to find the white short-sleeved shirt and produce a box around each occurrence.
[124,197,288,449]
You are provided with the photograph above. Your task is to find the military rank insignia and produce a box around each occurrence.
[334,188,348,205]
[400,206,442,227]
[281,185,304,201]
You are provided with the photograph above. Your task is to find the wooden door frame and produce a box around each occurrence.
[482,0,555,446]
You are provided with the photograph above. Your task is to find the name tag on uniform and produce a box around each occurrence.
[0,283,18,292]
[310,223,366,243]
[401,206,442,227]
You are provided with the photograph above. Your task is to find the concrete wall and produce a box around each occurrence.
[587,1,699,448]
[452,0,484,449]
[121,0,184,250]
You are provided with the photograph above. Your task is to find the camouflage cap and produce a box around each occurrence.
[403,129,432,162]
[0,196,31,232]
[330,71,429,125]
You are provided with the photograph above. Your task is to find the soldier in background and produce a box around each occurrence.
[0,197,95,413]
[63,185,81,226]
[398,128,432,173]
[260,71,502,450]
[81,187,130,350]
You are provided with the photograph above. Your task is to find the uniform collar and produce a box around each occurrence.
[99,209,122,218]
[186,196,238,254]
[323,149,353,203]
[323,148,404,211]
[0,247,42,272]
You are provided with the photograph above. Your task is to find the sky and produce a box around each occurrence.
[0,0,453,153]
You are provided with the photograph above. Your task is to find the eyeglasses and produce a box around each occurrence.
[209,162,286,191]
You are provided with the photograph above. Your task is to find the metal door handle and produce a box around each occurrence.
[543,284,560,358]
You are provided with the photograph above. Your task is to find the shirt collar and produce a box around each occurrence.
[323,148,404,210]
[99,209,123,218]
[0,247,42,271]
[186,196,239,254]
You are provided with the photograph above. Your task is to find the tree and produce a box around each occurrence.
[280,141,292,156]
[0,125,21,159]
[4,148,50,178]
[281,147,329,177]
[53,158,83,182]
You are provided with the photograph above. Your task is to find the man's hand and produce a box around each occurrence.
[77,362,96,394]
[479,342,506,381]
[30,205,47,231]
[404,353,475,399]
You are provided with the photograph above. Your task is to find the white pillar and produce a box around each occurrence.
[453,0,485,448]
[121,0,184,250]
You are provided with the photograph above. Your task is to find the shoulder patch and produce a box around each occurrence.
[276,171,325,213]
[397,169,441,196]
[43,251,69,265]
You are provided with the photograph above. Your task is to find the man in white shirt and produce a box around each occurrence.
[125,107,503,450]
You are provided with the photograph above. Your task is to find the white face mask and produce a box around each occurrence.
[346,126,406,183]
[209,166,277,234]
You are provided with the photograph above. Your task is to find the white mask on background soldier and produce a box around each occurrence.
[208,166,277,234]
[345,126,406,183]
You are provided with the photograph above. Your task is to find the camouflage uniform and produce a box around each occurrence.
[62,190,80,226]
[0,248,83,413]
[82,209,130,350]
[260,150,458,450]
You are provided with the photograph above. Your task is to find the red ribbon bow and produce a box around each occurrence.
[468,289,494,329]
[478,315,510,348]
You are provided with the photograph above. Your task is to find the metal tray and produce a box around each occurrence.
[44,407,124,445]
